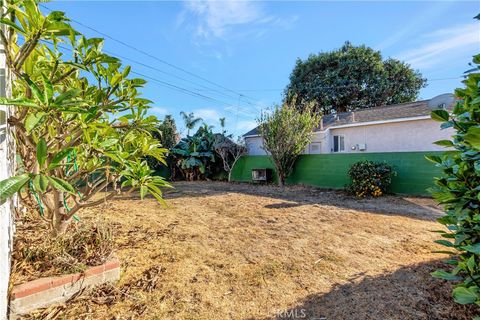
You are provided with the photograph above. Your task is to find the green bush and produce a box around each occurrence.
[428,50,480,308]
[346,160,395,197]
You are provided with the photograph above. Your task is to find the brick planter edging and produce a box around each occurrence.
[9,258,120,317]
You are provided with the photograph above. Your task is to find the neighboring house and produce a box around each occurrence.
[243,94,456,155]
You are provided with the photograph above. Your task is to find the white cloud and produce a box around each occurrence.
[194,108,220,121]
[375,1,453,51]
[396,22,480,69]
[180,0,297,41]
[235,119,257,132]
[187,1,262,38]
[150,107,168,116]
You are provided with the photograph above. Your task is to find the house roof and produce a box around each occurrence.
[243,94,455,137]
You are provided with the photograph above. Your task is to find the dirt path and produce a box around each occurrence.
[23,182,475,319]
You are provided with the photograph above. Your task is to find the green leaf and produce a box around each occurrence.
[467,255,476,273]
[425,155,442,164]
[48,148,74,169]
[434,239,454,247]
[434,140,454,147]
[47,176,76,194]
[462,243,480,254]
[140,185,147,200]
[431,270,462,281]
[25,112,45,133]
[465,127,480,149]
[431,109,450,122]
[55,89,80,104]
[24,77,45,103]
[110,73,122,87]
[0,97,37,108]
[0,18,26,34]
[32,174,49,193]
[36,138,47,167]
[122,66,131,78]
[41,73,53,103]
[453,287,478,304]
[0,174,30,204]
[471,96,480,105]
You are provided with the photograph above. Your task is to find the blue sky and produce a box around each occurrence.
[44,1,480,137]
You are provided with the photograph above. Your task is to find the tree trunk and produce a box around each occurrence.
[278,173,285,187]
[52,211,70,235]
[51,192,70,235]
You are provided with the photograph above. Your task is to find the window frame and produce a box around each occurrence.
[332,135,345,153]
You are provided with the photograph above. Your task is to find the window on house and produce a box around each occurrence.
[333,135,345,152]
[309,143,321,154]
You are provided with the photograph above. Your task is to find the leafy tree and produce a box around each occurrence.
[219,117,226,135]
[155,115,178,149]
[258,98,321,186]
[285,42,426,114]
[214,136,246,182]
[428,46,480,306]
[170,124,217,181]
[180,111,202,135]
[0,0,169,234]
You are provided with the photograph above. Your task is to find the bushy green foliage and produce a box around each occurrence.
[258,98,321,186]
[285,41,426,114]
[428,50,480,308]
[180,111,202,136]
[170,124,218,180]
[0,0,169,233]
[156,115,178,149]
[346,160,395,197]
[147,115,178,172]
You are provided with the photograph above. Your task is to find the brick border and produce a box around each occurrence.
[9,258,120,317]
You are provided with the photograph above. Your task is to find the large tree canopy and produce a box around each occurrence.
[285,42,427,114]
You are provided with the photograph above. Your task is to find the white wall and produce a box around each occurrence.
[245,118,455,155]
[328,119,455,153]
[0,25,14,319]
[245,136,267,155]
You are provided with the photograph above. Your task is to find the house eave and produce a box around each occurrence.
[317,115,432,132]
[243,115,432,138]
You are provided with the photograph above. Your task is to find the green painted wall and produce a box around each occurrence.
[230,152,446,195]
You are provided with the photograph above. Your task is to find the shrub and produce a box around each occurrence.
[346,160,395,197]
[0,1,170,234]
[428,50,480,306]
[258,97,321,187]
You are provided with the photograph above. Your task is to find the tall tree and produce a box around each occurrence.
[258,98,321,187]
[0,0,169,234]
[155,115,178,149]
[285,42,426,114]
[219,117,226,135]
[180,111,203,135]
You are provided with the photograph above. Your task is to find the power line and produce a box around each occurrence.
[191,76,464,93]
[38,3,263,111]
[38,39,256,121]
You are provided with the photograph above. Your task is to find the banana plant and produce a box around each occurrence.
[170,124,217,181]
[0,0,170,234]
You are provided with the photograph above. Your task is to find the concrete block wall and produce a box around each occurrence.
[230,152,446,195]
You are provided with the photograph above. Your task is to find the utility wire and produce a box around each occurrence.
[191,76,464,92]
[38,39,256,120]
[39,3,263,111]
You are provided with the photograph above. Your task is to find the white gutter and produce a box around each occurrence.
[244,115,432,138]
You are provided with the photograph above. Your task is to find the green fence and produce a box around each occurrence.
[230,152,446,195]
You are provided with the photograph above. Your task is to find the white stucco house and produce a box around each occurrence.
[243,94,456,155]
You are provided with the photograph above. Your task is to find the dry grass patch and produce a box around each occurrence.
[13,182,478,319]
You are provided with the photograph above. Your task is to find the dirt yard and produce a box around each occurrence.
[20,182,476,319]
